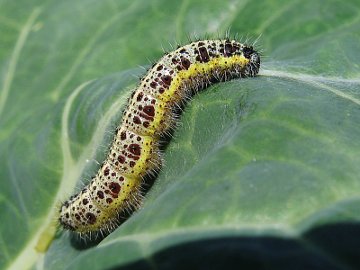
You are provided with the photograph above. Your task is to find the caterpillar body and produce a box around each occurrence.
[59,39,260,234]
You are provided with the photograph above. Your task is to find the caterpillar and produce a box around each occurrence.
[59,38,260,234]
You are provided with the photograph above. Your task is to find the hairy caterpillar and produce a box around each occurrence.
[59,38,260,234]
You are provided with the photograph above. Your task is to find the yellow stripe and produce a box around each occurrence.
[152,54,249,130]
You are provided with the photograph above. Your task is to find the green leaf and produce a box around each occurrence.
[1,0,360,269]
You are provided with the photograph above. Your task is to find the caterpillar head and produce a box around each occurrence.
[243,46,260,76]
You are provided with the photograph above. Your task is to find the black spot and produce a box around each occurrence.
[136,92,144,102]
[86,212,96,224]
[106,198,113,204]
[120,131,126,140]
[243,46,254,59]
[181,57,191,69]
[97,190,104,199]
[225,41,233,56]
[199,47,210,62]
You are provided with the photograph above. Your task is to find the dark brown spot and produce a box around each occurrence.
[181,57,191,69]
[143,121,149,128]
[118,155,125,164]
[139,112,154,121]
[86,212,96,224]
[75,214,80,220]
[159,88,165,94]
[129,161,135,167]
[82,198,89,205]
[106,198,113,204]
[133,116,141,124]
[128,144,141,156]
[199,47,210,62]
[97,190,104,199]
[243,46,254,59]
[109,182,121,194]
[161,75,172,86]
[143,105,155,117]
[128,154,139,160]
[157,65,163,71]
[104,167,110,176]
[120,131,126,140]
[137,92,144,102]
[225,42,233,56]
[150,82,157,88]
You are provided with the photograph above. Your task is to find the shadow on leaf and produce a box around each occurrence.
[106,222,359,270]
